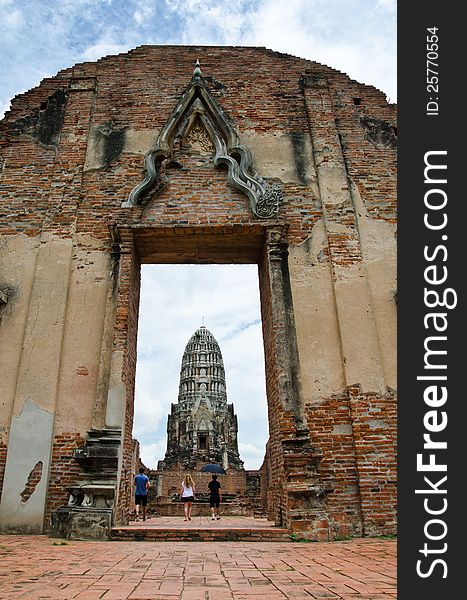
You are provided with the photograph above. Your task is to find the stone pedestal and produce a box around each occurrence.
[73,428,120,472]
[50,506,113,540]
[50,428,120,539]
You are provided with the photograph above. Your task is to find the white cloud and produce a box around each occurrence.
[140,439,167,469]
[239,0,396,101]
[376,0,396,10]
[0,1,396,120]
[157,0,396,100]
[82,42,132,61]
[133,10,144,25]
[238,442,266,469]
[3,8,24,28]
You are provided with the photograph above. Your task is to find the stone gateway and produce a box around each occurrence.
[0,45,396,540]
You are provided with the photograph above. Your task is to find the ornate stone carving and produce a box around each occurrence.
[51,428,120,539]
[66,484,115,509]
[257,184,283,218]
[82,493,94,508]
[0,287,11,307]
[123,61,283,219]
[67,489,82,507]
[185,118,214,155]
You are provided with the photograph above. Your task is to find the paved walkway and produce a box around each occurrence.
[126,516,279,529]
[0,534,396,599]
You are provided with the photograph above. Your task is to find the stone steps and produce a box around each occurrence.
[110,525,291,542]
[150,503,257,517]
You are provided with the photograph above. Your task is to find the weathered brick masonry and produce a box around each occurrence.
[0,45,396,539]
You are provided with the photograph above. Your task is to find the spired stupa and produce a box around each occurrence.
[158,325,244,471]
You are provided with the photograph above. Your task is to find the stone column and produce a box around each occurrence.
[264,228,306,429]
[106,228,140,525]
[261,228,330,539]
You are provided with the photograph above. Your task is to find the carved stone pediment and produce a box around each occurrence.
[184,115,215,156]
[123,61,283,219]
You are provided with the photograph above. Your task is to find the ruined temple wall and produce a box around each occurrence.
[0,238,118,527]
[0,76,117,530]
[0,46,396,536]
[288,74,396,535]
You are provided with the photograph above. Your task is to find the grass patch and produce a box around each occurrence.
[289,533,314,543]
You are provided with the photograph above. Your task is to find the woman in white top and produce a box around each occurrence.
[180,474,196,521]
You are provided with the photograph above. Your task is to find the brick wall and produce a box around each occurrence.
[304,395,363,536]
[348,385,397,535]
[245,471,261,497]
[0,444,6,503]
[43,433,86,531]
[1,46,394,245]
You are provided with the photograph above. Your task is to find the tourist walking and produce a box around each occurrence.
[180,474,196,521]
[208,473,222,520]
[134,467,150,521]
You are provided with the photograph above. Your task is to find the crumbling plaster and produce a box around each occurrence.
[0,231,117,440]
[288,221,346,402]
[84,126,319,192]
[0,234,40,442]
[54,236,113,433]
[350,181,396,389]
[0,398,53,532]
[240,130,318,187]
[105,350,127,429]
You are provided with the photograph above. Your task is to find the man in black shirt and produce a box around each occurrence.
[208,474,222,520]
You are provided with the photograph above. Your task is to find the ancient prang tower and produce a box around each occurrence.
[158,325,244,472]
[0,46,396,541]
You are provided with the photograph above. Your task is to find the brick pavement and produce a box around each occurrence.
[0,534,396,599]
[126,516,280,529]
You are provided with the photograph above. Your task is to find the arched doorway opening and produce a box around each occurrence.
[109,224,327,530]
[134,263,269,517]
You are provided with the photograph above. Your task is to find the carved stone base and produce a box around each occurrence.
[67,483,115,509]
[50,427,120,540]
[50,506,113,540]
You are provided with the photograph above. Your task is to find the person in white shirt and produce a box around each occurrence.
[180,474,196,521]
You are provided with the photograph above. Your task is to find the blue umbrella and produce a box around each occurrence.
[201,463,226,474]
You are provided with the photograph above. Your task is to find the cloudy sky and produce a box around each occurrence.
[0,0,396,468]
[136,264,267,469]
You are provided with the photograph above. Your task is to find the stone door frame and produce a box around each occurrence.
[108,222,329,537]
